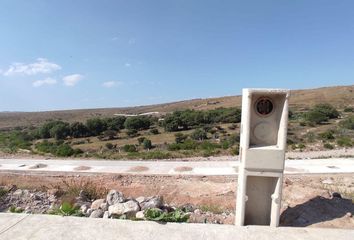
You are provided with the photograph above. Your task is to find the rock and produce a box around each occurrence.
[284,178,293,185]
[103,211,109,219]
[108,203,125,216]
[106,190,125,205]
[194,209,202,215]
[13,189,23,197]
[135,196,146,204]
[346,212,352,218]
[100,202,109,211]
[90,209,104,218]
[86,208,94,216]
[91,199,105,210]
[140,196,163,210]
[108,200,140,217]
[322,178,334,185]
[80,204,90,214]
[332,192,342,198]
[135,211,145,220]
[15,207,23,212]
[78,190,90,202]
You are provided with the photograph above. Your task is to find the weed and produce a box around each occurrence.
[199,204,224,214]
[49,202,83,216]
[144,208,189,222]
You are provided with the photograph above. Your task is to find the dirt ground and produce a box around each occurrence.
[0,171,353,228]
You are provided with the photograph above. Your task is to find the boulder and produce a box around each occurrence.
[106,190,125,205]
[135,196,146,204]
[103,211,109,219]
[90,209,104,218]
[140,196,163,210]
[91,199,105,210]
[100,202,109,211]
[108,200,140,217]
[135,211,145,220]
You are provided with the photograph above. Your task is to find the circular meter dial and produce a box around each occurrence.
[255,97,274,116]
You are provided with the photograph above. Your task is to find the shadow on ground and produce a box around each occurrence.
[280,195,354,227]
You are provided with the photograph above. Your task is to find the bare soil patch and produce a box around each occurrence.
[127,166,149,172]
[73,166,91,171]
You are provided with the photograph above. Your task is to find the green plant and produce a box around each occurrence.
[49,202,83,216]
[174,133,188,144]
[339,116,354,130]
[105,142,114,149]
[0,188,8,199]
[9,206,23,213]
[312,103,340,119]
[126,129,138,137]
[137,137,146,145]
[336,137,353,147]
[149,128,159,135]
[144,208,189,223]
[142,139,152,150]
[318,130,335,140]
[190,129,207,141]
[323,143,334,149]
[344,107,354,112]
[123,144,137,152]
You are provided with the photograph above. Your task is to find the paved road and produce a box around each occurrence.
[1,158,354,175]
[0,213,353,240]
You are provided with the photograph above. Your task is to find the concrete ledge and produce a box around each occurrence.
[0,213,353,240]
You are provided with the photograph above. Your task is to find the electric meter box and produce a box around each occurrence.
[236,88,290,227]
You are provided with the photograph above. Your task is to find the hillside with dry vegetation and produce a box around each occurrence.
[0,84,353,159]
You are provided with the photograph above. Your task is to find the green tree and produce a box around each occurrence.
[86,118,107,136]
[70,122,90,138]
[124,116,151,131]
[104,116,126,130]
[49,122,70,140]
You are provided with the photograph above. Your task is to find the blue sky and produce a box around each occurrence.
[1,0,354,111]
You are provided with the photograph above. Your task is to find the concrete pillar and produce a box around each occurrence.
[236,88,290,227]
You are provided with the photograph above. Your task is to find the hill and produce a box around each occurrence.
[0,85,353,130]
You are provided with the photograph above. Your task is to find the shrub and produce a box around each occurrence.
[143,139,152,150]
[318,130,335,140]
[337,137,353,147]
[56,144,75,157]
[323,143,334,149]
[312,103,340,119]
[149,128,159,135]
[137,137,146,145]
[105,143,114,149]
[339,116,354,130]
[190,129,207,141]
[344,107,354,112]
[123,144,137,152]
[140,151,171,159]
[126,129,138,137]
[199,141,220,151]
[303,111,328,125]
[174,133,188,144]
[49,202,83,217]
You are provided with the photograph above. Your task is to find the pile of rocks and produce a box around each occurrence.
[0,186,58,214]
[79,190,165,220]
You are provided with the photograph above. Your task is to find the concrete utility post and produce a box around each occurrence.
[235,88,290,227]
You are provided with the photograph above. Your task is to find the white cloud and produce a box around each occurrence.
[3,58,61,76]
[124,63,131,67]
[32,78,57,87]
[102,81,122,88]
[63,74,83,86]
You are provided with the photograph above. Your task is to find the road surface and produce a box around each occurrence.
[1,158,354,175]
